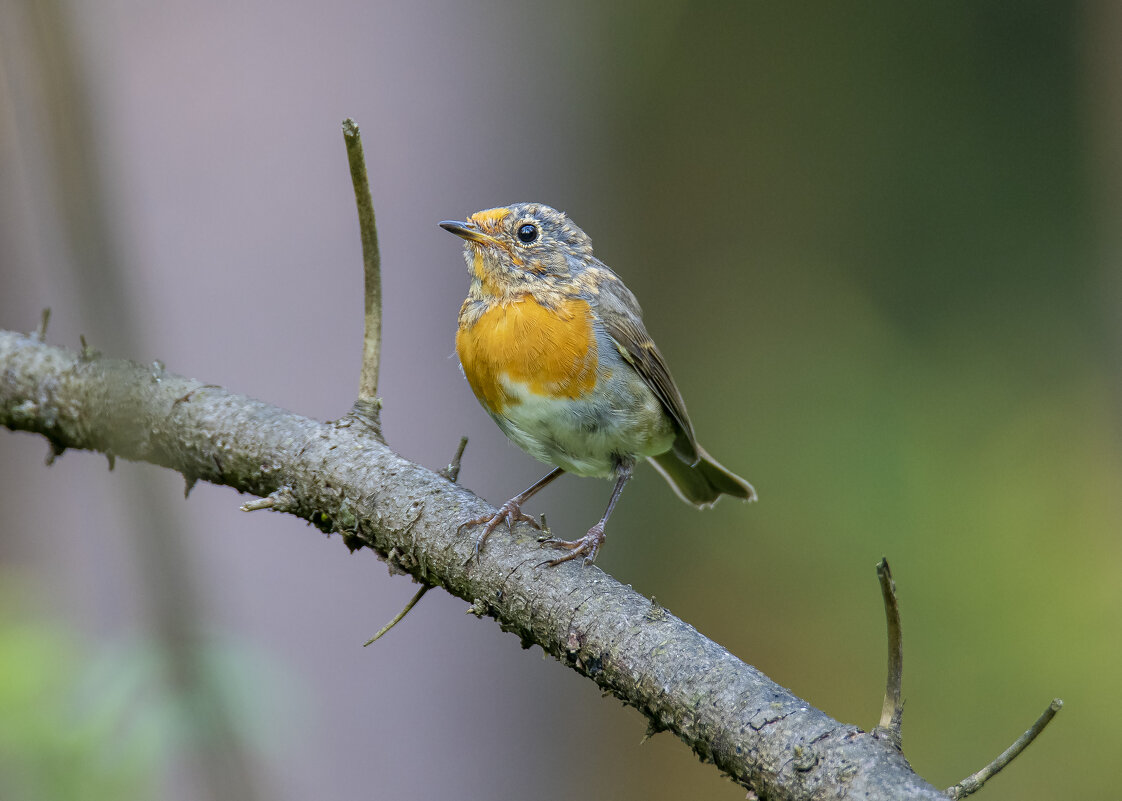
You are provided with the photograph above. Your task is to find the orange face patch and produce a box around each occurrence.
[456,294,598,414]
[463,208,523,277]
[469,207,512,232]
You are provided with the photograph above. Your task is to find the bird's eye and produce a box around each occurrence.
[517,223,538,244]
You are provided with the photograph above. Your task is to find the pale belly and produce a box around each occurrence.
[490,371,676,478]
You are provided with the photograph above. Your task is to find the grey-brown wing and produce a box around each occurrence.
[594,270,700,464]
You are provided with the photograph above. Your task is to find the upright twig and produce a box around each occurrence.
[342,118,383,428]
[874,557,904,747]
[946,699,1063,799]
[36,307,51,342]
[439,436,469,483]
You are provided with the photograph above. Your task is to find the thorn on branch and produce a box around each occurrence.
[873,557,904,748]
[240,487,296,514]
[44,439,66,466]
[184,474,198,498]
[105,451,115,471]
[78,335,100,362]
[438,436,469,482]
[642,718,668,743]
[946,699,1063,799]
[384,546,410,576]
[363,584,430,646]
[241,497,275,512]
[36,308,51,342]
[342,118,384,419]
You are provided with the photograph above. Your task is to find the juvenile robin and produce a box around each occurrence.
[441,203,755,565]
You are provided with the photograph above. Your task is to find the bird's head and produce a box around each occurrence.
[440,203,594,296]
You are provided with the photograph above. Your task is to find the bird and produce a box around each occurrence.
[440,203,755,565]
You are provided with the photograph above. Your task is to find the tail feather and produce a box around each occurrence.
[650,446,757,508]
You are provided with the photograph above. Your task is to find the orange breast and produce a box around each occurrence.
[456,294,598,414]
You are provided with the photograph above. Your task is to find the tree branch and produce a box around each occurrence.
[1,328,1015,800]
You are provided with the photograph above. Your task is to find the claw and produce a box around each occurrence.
[539,522,606,567]
[460,498,541,563]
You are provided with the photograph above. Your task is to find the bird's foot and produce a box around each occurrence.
[460,498,540,562]
[538,522,606,566]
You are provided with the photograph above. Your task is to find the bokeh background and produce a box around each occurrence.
[2,2,1120,799]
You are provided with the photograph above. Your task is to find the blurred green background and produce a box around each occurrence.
[1,1,1119,799]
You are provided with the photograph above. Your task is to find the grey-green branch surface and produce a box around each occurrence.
[0,328,949,800]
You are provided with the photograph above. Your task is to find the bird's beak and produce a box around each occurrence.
[439,220,502,247]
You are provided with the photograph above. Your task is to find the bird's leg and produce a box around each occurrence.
[540,465,632,566]
[462,467,565,560]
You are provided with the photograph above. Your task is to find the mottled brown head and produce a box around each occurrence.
[440,203,594,296]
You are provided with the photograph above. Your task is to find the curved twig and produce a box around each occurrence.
[874,557,904,747]
[342,118,383,429]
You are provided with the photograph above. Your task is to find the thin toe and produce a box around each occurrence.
[540,523,605,566]
[461,498,540,562]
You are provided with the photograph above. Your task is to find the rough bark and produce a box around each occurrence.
[0,329,946,800]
